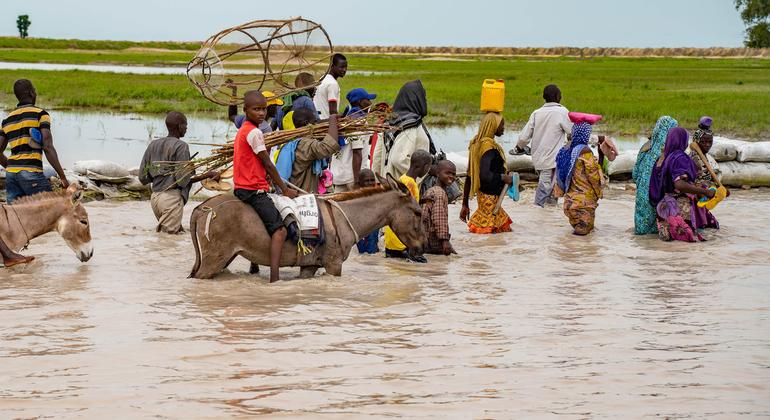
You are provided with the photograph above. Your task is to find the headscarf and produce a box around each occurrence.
[555,122,592,192]
[388,80,427,129]
[648,127,697,206]
[467,112,505,198]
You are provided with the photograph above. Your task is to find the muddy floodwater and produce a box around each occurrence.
[1,187,769,418]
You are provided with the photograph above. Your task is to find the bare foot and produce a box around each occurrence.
[3,255,35,268]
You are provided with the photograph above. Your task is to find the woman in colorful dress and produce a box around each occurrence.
[632,116,677,235]
[554,122,604,235]
[460,112,514,234]
[648,127,715,242]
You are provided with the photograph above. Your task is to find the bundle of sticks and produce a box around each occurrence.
[176,110,392,177]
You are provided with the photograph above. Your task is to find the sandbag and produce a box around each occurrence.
[73,160,130,178]
[606,150,638,176]
[445,152,468,174]
[709,137,748,162]
[507,154,534,172]
[736,142,770,163]
[719,161,770,187]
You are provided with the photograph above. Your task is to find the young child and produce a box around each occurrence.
[355,169,380,254]
[233,91,298,283]
[331,87,376,192]
[421,160,457,255]
[384,149,432,263]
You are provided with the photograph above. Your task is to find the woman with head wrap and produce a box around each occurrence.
[460,112,513,234]
[688,116,721,230]
[372,80,435,179]
[648,127,715,242]
[632,116,677,235]
[554,122,604,235]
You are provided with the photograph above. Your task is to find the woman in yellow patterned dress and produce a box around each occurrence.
[460,112,514,234]
[553,122,604,235]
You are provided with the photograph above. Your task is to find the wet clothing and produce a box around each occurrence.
[5,170,51,204]
[561,151,604,235]
[150,189,185,234]
[356,229,380,254]
[384,174,419,251]
[421,186,451,254]
[535,169,557,207]
[139,136,193,203]
[632,116,677,235]
[290,134,340,194]
[1,103,51,174]
[468,191,512,234]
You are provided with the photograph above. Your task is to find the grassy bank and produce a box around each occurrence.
[0,46,768,138]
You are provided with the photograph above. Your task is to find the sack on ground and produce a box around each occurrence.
[719,161,770,187]
[736,141,770,163]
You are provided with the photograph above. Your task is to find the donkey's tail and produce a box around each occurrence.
[188,204,204,278]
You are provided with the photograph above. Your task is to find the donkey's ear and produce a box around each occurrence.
[69,183,83,205]
[386,173,410,196]
[375,172,389,187]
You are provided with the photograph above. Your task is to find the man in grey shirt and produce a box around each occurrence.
[139,111,217,233]
[514,85,572,207]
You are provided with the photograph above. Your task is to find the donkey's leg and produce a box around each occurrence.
[194,248,236,279]
[299,266,319,279]
[324,262,343,277]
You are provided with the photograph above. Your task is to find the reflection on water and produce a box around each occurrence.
[43,110,647,170]
[1,189,769,417]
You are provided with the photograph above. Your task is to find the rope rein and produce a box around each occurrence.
[1,204,31,250]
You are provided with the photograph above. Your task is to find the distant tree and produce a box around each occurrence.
[16,15,31,39]
[735,0,770,47]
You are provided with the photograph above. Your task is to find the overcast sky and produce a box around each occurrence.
[1,0,747,47]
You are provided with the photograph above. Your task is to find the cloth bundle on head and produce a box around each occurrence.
[467,112,505,198]
[555,122,593,192]
[694,116,713,143]
[649,127,697,206]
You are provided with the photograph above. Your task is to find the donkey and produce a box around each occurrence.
[0,184,93,263]
[189,174,425,279]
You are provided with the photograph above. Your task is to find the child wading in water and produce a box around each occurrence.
[233,91,298,282]
[554,121,604,235]
[355,168,380,254]
[421,160,457,255]
[384,150,432,263]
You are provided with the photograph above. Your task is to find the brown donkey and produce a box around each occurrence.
[189,174,425,279]
[0,184,93,263]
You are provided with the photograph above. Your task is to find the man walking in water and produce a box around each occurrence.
[514,84,572,207]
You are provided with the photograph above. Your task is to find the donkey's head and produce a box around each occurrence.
[56,184,93,262]
[379,173,426,253]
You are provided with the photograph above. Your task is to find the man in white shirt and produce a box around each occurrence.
[331,88,376,192]
[313,53,347,119]
[514,84,572,207]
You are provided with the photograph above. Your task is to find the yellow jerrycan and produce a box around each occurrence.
[480,79,505,113]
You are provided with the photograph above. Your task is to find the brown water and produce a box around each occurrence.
[2,189,769,418]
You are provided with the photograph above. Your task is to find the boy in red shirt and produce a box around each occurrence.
[233,91,298,282]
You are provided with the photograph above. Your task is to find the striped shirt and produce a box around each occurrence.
[0,104,51,173]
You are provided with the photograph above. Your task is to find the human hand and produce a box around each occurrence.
[60,177,70,189]
[283,188,299,199]
[706,188,716,199]
[502,174,514,185]
[208,170,221,182]
[459,205,470,223]
[442,241,453,256]
[725,187,731,197]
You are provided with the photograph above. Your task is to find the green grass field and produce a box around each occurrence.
[0,40,768,138]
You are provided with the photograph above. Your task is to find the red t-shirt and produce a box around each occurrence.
[233,120,270,191]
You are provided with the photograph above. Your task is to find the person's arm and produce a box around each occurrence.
[674,177,715,198]
[138,146,152,185]
[0,132,8,168]
[305,116,340,160]
[259,151,297,198]
[328,99,338,116]
[516,113,535,149]
[328,82,340,115]
[39,127,68,188]
[351,138,363,184]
